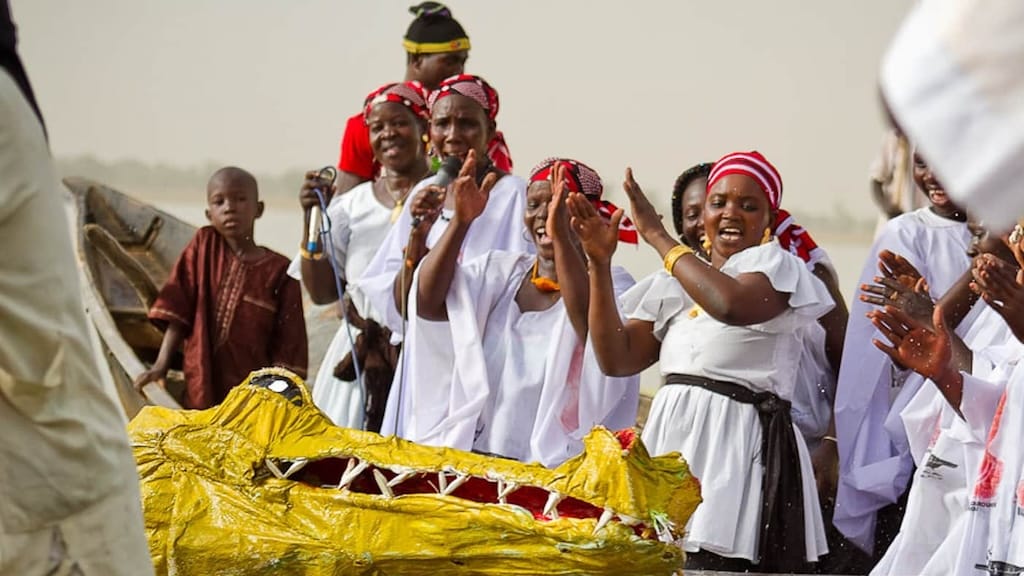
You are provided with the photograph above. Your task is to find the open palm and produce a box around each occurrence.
[567,192,621,265]
[870,305,951,381]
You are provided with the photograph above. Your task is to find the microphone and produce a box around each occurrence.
[411,156,463,228]
[306,205,322,252]
[305,167,337,252]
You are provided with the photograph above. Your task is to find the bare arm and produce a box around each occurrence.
[134,320,186,389]
[813,264,848,375]
[416,220,471,321]
[415,150,496,322]
[567,192,661,377]
[622,169,789,326]
[548,166,590,341]
[587,258,662,377]
[298,171,342,304]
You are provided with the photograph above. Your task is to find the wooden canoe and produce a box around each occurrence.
[68,177,185,416]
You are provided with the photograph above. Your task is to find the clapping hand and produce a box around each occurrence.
[860,250,934,326]
[567,191,623,266]
[972,253,1024,341]
[869,304,953,383]
[621,168,669,247]
[545,162,573,246]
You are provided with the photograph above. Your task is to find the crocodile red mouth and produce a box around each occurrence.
[130,368,702,575]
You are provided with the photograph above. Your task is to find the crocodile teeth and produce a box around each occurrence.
[593,508,614,534]
[387,471,416,488]
[496,479,506,503]
[543,492,563,519]
[283,458,307,479]
[618,514,641,526]
[373,469,394,499]
[265,459,285,479]
[498,481,519,501]
[338,458,368,489]
[442,473,469,496]
[437,472,448,494]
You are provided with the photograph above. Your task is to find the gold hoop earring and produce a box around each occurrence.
[761,227,772,245]
[702,236,712,253]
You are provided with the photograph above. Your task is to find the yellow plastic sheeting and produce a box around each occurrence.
[130,368,702,575]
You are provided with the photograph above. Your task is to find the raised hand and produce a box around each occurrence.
[567,192,623,265]
[546,162,573,246]
[451,149,497,225]
[622,168,669,246]
[869,304,953,382]
[299,170,337,211]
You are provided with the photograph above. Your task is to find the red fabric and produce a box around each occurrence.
[528,157,636,244]
[487,130,513,173]
[337,113,377,179]
[773,208,825,269]
[338,113,513,178]
[149,226,308,409]
[427,74,500,120]
[708,150,783,210]
[362,81,430,122]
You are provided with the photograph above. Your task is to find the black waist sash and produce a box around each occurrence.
[666,373,807,571]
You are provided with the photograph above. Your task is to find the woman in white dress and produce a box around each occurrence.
[577,151,834,572]
[389,156,639,467]
[292,81,431,431]
[357,74,532,345]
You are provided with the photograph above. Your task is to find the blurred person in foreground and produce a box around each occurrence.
[0,1,153,573]
[881,0,1024,230]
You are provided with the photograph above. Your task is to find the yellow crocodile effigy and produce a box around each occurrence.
[130,367,702,575]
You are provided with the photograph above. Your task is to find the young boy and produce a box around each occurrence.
[136,167,307,409]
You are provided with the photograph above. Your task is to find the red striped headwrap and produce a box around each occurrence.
[427,74,500,121]
[362,81,430,124]
[707,150,783,210]
[773,209,826,270]
[528,157,638,244]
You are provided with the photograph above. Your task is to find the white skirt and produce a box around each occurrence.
[641,384,828,563]
[310,320,364,430]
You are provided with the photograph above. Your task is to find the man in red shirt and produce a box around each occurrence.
[335,2,512,195]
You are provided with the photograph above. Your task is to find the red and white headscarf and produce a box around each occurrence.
[362,81,430,123]
[707,150,783,210]
[427,74,499,120]
[528,157,638,244]
[773,209,827,270]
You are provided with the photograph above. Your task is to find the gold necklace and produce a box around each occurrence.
[381,167,429,223]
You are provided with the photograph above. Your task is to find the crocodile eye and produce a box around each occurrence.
[250,372,304,406]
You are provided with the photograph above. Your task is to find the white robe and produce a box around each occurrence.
[287,181,393,428]
[623,241,834,563]
[881,0,1024,230]
[872,303,1017,575]
[356,173,533,341]
[383,250,639,467]
[833,207,972,552]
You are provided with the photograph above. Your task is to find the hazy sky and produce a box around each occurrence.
[14,0,910,218]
